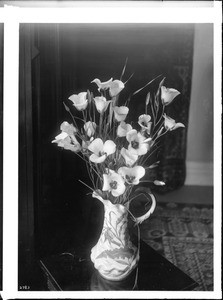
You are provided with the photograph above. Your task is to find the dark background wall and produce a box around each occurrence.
[19,23,194,289]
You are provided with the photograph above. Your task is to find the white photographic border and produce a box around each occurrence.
[1,1,222,299]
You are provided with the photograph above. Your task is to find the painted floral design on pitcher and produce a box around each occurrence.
[91,189,156,281]
[91,199,138,281]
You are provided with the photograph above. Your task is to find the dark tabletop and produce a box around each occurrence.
[39,239,198,291]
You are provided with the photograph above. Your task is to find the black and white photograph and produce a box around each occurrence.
[0,1,221,299]
[18,22,215,292]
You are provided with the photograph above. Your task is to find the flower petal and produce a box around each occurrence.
[163,114,175,130]
[161,86,180,105]
[111,174,126,197]
[68,92,88,110]
[52,131,68,143]
[117,121,132,137]
[133,166,145,181]
[173,122,185,130]
[137,143,148,155]
[88,138,104,155]
[112,182,125,197]
[91,78,113,91]
[114,106,129,122]
[103,140,116,156]
[89,153,106,164]
[94,96,110,113]
[102,174,111,191]
[60,121,77,135]
[126,129,137,143]
[120,147,138,166]
[117,166,128,178]
[109,80,125,97]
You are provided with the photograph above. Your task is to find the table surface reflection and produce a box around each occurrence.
[40,239,198,291]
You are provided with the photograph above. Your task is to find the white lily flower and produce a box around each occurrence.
[126,129,149,156]
[59,121,78,144]
[161,86,180,106]
[60,121,77,136]
[91,78,113,91]
[117,121,132,137]
[120,147,138,166]
[69,92,88,111]
[102,169,126,197]
[114,106,129,122]
[163,114,185,131]
[118,166,145,185]
[88,138,116,163]
[94,96,110,113]
[138,114,152,134]
[52,132,81,152]
[109,80,125,97]
[84,121,96,137]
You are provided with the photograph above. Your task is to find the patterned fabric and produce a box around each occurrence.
[151,26,195,192]
[139,202,213,291]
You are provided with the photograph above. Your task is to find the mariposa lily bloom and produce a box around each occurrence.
[102,169,126,197]
[138,114,152,134]
[126,129,149,155]
[69,92,88,111]
[88,138,116,163]
[109,80,125,97]
[52,132,81,152]
[161,86,180,106]
[120,147,138,166]
[117,121,132,137]
[60,121,78,144]
[60,121,77,136]
[84,121,96,137]
[114,106,129,122]
[118,166,145,185]
[91,78,113,91]
[94,96,110,113]
[163,114,185,131]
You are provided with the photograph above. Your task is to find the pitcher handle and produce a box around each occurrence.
[130,187,156,225]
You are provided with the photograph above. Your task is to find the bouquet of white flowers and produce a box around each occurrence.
[52,68,184,207]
